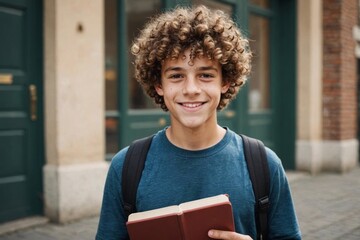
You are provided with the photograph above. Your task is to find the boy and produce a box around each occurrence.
[96,5,301,240]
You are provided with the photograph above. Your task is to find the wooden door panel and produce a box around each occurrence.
[123,111,169,147]
[0,130,26,177]
[0,0,43,223]
[0,182,29,220]
[0,4,25,69]
[0,85,26,110]
[248,112,274,149]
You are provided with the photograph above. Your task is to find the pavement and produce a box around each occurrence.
[0,166,359,240]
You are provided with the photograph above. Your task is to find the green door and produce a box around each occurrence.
[243,0,296,169]
[245,2,278,149]
[0,0,43,222]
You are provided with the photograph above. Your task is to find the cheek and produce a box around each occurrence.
[167,87,175,95]
[162,88,175,101]
[204,85,223,96]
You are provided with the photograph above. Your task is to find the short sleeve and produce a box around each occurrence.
[96,150,129,240]
[266,148,302,240]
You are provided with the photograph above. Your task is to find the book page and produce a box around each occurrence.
[180,194,229,212]
[128,205,181,222]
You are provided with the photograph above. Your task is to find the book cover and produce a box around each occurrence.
[126,194,235,240]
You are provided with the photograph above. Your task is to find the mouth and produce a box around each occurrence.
[179,102,206,109]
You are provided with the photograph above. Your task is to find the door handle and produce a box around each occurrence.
[158,117,167,127]
[224,110,235,118]
[29,84,37,121]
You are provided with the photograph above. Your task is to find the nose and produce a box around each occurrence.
[182,76,201,95]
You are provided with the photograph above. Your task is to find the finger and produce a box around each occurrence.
[208,230,252,240]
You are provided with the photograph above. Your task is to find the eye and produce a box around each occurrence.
[167,73,184,83]
[199,73,215,80]
[169,74,183,79]
[200,73,213,78]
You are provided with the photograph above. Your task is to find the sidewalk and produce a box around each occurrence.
[0,167,359,240]
[291,166,360,240]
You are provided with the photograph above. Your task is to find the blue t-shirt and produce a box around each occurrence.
[96,128,301,240]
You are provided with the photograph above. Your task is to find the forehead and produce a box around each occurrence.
[162,50,221,71]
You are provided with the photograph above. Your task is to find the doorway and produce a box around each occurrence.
[0,0,44,223]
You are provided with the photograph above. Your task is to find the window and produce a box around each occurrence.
[105,0,119,156]
[192,0,232,14]
[248,14,271,112]
[250,0,270,9]
[127,0,161,109]
[104,0,161,158]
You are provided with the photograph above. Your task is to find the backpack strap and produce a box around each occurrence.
[240,134,270,240]
[122,135,154,219]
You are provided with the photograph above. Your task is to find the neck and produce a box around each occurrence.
[166,124,226,150]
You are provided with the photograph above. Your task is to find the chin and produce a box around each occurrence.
[182,120,208,129]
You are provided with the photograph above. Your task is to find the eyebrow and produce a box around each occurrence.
[163,65,219,73]
[196,66,219,72]
[163,67,183,73]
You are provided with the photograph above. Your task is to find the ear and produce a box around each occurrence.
[221,81,230,94]
[155,84,164,96]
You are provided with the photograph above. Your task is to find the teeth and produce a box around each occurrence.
[182,103,202,108]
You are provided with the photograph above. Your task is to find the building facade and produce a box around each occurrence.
[0,0,358,224]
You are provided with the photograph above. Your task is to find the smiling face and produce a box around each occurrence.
[156,50,230,131]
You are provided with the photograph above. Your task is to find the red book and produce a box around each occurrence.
[126,194,235,240]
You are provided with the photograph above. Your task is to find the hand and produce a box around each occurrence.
[208,230,253,240]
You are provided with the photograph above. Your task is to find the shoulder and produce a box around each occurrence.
[232,131,283,172]
[264,147,284,174]
[262,146,290,187]
[233,131,285,178]
[109,146,129,175]
[110,129,166,174]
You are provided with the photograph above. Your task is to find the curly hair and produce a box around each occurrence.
[131,5,252,111]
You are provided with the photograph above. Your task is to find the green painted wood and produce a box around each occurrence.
[0,0,43,223]
[248,4,274,17]
[244,1,276,151]
[118,0,129,148]
[240,0,296,169]
[274,0,296,169]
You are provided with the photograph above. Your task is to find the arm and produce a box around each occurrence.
[96,152,129,240]
[265,149,302,240]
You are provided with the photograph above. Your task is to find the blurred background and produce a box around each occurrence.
[0,0,359,230]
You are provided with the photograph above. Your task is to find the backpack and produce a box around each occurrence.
[121,134,270,240]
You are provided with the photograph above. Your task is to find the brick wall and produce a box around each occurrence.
[323,0,358,140]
